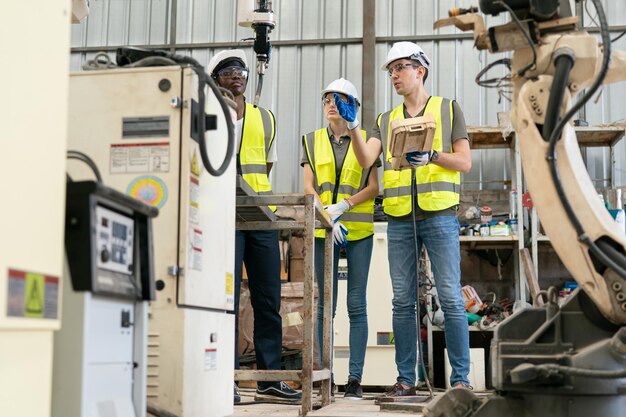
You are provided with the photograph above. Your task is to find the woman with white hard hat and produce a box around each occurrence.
[301,77,380,399]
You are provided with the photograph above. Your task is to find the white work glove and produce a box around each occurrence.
[324,199,350,223]
[332,222,349,247]
[406,150,432,167]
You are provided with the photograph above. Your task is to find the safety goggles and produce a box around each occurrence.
[387,63,420,76]
[322,95,348,105]
[217,66,249,79]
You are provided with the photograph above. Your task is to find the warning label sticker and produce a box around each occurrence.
[189,228,203,271]
[110,142,170,174]
[225,272,234,297]
[204,348,217,371]
[6,268,59,319]
[189,176,200,225]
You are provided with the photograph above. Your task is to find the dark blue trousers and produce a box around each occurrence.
[234,229,282,372]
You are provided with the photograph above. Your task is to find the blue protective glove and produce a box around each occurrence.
[332,222,349,247]
[334,93,360,130]
[324,199,350,223]
[406,150,433,167]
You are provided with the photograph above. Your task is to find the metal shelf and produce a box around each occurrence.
[467,124,624,149]
[234,193,334,415]
[460,235,519,250]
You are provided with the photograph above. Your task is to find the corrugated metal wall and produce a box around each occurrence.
[71,0,625,193]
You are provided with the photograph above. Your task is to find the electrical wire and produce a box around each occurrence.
[495,0,537,77]
[475,58,513,88]
[165,53,235,177]
[612,29,626,43]
[545,0,626,279]
[66,150,103,183]
[410,168,434,397]
[584,0,601,29]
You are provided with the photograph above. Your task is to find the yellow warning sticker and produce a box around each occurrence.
[191,149,201,177]
[25,273,45,318]
[6,268,59,319]
[225,272,234,295]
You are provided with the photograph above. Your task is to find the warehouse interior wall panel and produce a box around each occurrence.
[70,0,625,193]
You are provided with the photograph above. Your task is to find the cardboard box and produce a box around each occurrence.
[289,235,306,282]
[389,113,436,170]
[238,282,319,363]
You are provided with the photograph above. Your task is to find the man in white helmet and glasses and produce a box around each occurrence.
[301,78,380,399]
[333,42,472,396]
[208,49,301,404]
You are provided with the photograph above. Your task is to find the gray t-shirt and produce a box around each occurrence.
[371,98,469,221]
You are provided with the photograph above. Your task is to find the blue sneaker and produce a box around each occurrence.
[255,381,302,403]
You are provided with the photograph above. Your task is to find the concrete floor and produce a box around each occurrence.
[232,389,432,417]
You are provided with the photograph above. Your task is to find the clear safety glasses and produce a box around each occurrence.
[322,95,348,105]
[217,67,249,79]
[387,63,420,76]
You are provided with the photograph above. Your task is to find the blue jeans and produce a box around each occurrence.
[234,230,282,376]
[387,216,470,386]
[315,235,373,383]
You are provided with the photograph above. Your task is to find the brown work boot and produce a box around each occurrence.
[451,382,473,390]
[382,382,417,397]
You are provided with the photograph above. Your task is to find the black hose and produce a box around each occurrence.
[545,0,626,279]
[67,150,103,183]
[162,53,236,177]
[542,49,574,141]
[254,72,264,107]
[411,168,434,396]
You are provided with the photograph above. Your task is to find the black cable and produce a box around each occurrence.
[475,58,512,88]
[495,0,537,77]
[254,73,264,108]
[410,168,434,397]
[167,53,235,177]
[542,50,575,140]
[612,29,626,43]
[545,0,626,279]
[67,150,103,183]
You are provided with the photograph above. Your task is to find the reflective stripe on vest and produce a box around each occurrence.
[303,128,374,241]
[379,97,460,216]
[239,103,275,202]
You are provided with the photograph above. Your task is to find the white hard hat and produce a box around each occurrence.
[321,78,361,106]
[380,42,431,71]
[207,49,248,77]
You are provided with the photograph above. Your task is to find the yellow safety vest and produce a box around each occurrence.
[239,102,276,208]
[378,96,460,216]
[303,128,374,240]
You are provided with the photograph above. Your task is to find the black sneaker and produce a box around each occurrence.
[344,379,363,399]
[255,381,302,403]
[234,383,241,404]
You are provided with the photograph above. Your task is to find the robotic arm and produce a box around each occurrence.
[238,0,276,106]
[436,0,626,326]
[424,3,626,416]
